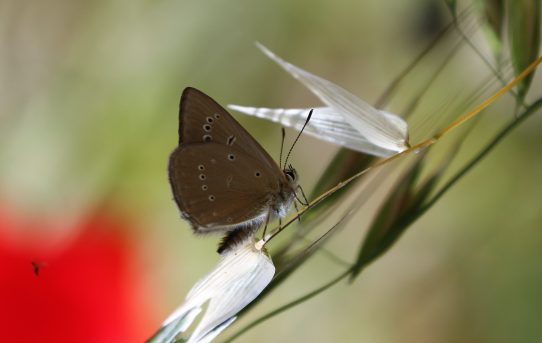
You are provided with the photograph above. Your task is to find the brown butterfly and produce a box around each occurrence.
[168,88,306,250]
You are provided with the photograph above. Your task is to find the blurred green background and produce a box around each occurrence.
[1,0,542,342]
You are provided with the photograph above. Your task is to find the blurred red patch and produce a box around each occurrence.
[0,206,155,343]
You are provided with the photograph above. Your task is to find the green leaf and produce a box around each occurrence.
[444,0,457,15]
[482,0,505,57]
[508,0,541,103]
[349,157,424,280]
[304,149,374,223]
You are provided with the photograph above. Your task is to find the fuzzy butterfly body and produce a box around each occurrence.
[168,87,298,239]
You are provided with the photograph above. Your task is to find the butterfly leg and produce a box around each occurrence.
[295,185,309,206]
[261,208,272,240]
[293,200,302,223]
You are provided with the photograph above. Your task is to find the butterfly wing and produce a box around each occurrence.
[178,87,280,173]
[169,143,283,233]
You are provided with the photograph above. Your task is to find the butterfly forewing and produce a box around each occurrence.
[178,87,279,173]
[169,143,282,232]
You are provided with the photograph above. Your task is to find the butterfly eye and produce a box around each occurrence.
[228,153,236,161]
[214,113,220,119]
[203,124,212,132]
[285,170,296,181]
[203,135,212,142]
[254,171,261,177]
[206,117,214,123]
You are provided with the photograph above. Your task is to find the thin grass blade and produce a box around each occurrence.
[508,0,540,104]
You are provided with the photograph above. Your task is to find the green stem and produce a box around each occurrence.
[222,269,352,343]
[419,97,542,213]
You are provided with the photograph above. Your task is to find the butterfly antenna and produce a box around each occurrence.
[284,109,313,168]
[279,127,286,169]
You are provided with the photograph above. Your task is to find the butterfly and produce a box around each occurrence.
[168,88,305,250]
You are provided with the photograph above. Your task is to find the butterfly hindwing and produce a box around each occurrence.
[169,143,281,233]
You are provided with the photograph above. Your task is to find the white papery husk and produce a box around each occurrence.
[228,43,410,157]
[150,239,275,343]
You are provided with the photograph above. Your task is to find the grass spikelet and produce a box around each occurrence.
[508,0,540,104]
